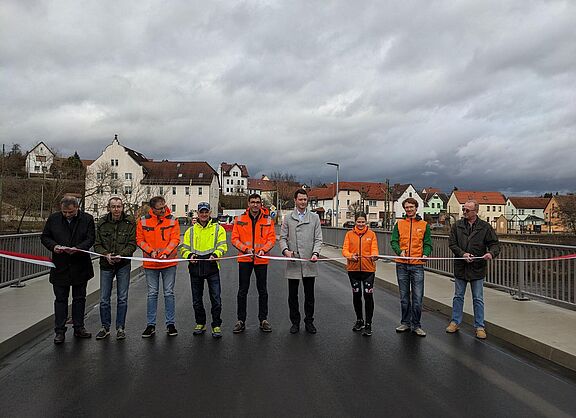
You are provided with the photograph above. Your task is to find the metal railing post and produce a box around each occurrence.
[513,245,529,301]
[10,235,26,288]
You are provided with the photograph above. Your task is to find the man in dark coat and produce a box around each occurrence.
[446,199,500,339]
[41,196,96,344]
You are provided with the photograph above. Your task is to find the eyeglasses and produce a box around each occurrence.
[152,206,166,212]
[462,208,475,213]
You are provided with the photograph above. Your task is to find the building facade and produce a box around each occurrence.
[25,141,55,175]
[219,162,249,195]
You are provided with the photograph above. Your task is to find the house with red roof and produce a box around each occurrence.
[218,162,249,195]
[505,197,550,233]
[447,190,507,225]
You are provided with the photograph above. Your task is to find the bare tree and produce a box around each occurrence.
[269,171,299,210]
[558,195,576,234]
[84,162,124,218]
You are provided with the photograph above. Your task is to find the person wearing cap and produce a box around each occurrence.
[279,188,323,334]
[179,201,227,338]
[231,193,277,333]
[137,196,181,338]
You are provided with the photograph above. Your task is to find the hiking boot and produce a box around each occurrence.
[73,328,92,338]
[395,324,410,333]
[413,327,427,337]
[362,324,372,337]
[141,325,156,338]
[167,324,178,336]
[352,319,365,332]
[193,324,206,335]
[305,322,317,334]
[233,320,246,334]
[446,322,460,333]
[95,327,110,340]
[116,327,126,340]
[53,332,65,345]
[212,326,222,339]
[260,320,272,333]
[290,323,300,334]
[476,327,487,339]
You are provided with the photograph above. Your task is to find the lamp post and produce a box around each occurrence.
[326,162,339,227]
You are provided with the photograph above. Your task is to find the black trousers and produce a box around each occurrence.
[237,263,268,322]
[349,271,375,324]
[288,277,315,325]
[53,283,87,333]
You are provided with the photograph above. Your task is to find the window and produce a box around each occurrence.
[124,186,132,195]
[34,165,40,171]
[233,171,238,177]
[347,200,350,205]
[97,172,103,180]
[347,191,350,195]
[111,172,118,180]
[93,203,98,212]
[369,200,376,206]
[37,155,46,162]
[487,206,490,211]
[125,173,132,180]
[112,188,118,194]
[198,187,203,195]
[199,173,204,178]
[111,159,119,167]
[185,187,190,195]
[146,186,151,195]
[159,186,164,195]
[172,204,176,212]
[499,206,502,212]
[178,173,183,178]
[172,187,177,195]
[97,186,103,195]
[409,192,412,197]
[492,206,496,212]
[532,210,535,215]
[185,204,189,213]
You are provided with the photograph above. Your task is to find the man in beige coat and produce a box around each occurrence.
[279,188,323,334]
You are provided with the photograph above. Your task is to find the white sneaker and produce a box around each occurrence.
[413,327,427,337]
[395,324,410,333]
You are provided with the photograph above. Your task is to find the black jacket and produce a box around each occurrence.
[40,211,96,286]
[94,212,137,270]
[448,218,500,281]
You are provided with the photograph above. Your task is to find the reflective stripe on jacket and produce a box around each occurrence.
[390,216,432,265]
[179,219,227,269]
[231,207,276,264]
[342,226,379,272]
[136,207,181,269]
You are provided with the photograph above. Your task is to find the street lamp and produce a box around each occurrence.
[326,162,339,227]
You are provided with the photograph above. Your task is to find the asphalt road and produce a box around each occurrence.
[1,242,576,418]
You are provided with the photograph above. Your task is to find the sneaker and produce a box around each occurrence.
[95,327,110,340]
[259,320,272,333]
[141,325,156,338]
[290,323,300,334]
[352,319,365,332]
[395,324,410,333]
[73,327,92,338]
[116,328,126,340]
[212,326,222,338]
[305,322,317,334]
[193,324,206,335]
[362,324,372,337]
[476,327,487,339]
[446,322,460,333]
[233,320,246,334]
[167,324,178,336]
[413,327,427,337]
[53,332,65,345]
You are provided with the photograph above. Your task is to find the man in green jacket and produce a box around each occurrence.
[179,202,227,338]
[94,197,137,340]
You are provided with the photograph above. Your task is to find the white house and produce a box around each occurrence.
[219,162,249,195]
[391,184,425,220]
[505,197,549,232]
[85,136,219,219]
[25,141,55,175]
[447,190,507,225]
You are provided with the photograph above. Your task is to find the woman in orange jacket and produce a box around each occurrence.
[342,212,379,336]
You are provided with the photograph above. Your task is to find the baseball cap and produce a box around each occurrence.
[198,202,210,211]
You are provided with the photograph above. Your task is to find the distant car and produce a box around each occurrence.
[343,221,355,228]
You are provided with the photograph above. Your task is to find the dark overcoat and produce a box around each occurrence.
[40,211,96,286]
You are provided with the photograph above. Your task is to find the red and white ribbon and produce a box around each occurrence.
[0,250,55,268]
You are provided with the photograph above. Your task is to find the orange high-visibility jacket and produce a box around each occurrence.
[390,217,432,265]
[342,226,379,272]
[136,207,181,269]
[231,207,276,265]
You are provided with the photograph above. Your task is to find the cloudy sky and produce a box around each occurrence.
[1,0,575,195]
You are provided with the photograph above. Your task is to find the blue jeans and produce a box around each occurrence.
[396,263,424,329]
[99,264,131,330]
[190,271,222,328]
[451,278,485,328]
[145,266,176,327]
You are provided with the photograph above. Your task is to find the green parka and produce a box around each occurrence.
[94,212,137,270]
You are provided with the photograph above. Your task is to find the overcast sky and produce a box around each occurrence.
[1,0,574,195]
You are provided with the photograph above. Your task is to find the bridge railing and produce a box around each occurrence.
[0,233,52,288]
[322,227,576,309]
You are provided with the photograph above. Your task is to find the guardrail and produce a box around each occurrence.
[0,233,52,288]
[322,227,576,309]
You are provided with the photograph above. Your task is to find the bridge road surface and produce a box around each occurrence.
[1,239,576,418]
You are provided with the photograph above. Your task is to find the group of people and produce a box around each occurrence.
[40,189,499,345]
